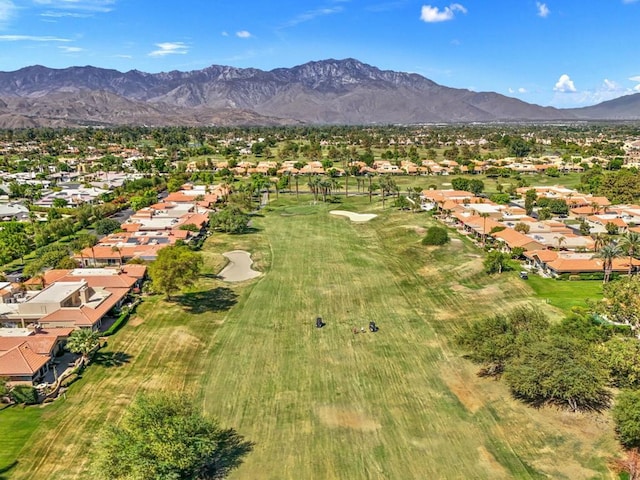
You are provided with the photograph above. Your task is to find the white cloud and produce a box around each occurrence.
[553,74,576,93]
[221,31,229,37]
[536,2,550,18]
[629,75,640,82]
[33,0,116,12]
[0,34,71,41]
[551,77,640,107]
[518,87,527,93]
[40,11,91,17]
[236,30,252,38]
[623,0,639,4]
[282,6,344,28]
[114,54,132,59]
[59,45,83,52]
[148,42,188,57]
[0,0,16,26]
[420,3,467,23]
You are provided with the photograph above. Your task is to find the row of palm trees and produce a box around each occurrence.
[594,231,640,283]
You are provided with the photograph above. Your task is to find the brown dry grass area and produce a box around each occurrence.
[128,316,144,327]
[477,446,510,479]
[441,368,485,414]
[316,406,381,432]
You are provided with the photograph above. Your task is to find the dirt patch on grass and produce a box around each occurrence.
[171,328,204,348]
[477,446,510,479]
[404,225,426,235]
[128,316,144,327]
[476,284,503,297]
[317,406,381,432]
[441,370,485,414]
[114,394,131,406]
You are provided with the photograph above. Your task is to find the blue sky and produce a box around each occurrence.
[0,0,639,108]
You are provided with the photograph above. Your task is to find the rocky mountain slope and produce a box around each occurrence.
[0,58,636,127]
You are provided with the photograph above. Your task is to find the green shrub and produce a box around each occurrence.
[422,226,449,246]
[60,373,80,388]
[10,385,38,404]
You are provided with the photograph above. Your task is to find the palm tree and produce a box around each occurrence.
[111,246,123,267]
[193,194,205,214]
[593,242,623,283]
[619,231,640,275]
[307,176,321,202]
[592,232,609,252]
[66,328,101,366]
[554,235,566,251]
[78,233,98,267]
[479,212,490,246]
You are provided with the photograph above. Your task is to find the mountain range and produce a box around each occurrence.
[0,58,638,128]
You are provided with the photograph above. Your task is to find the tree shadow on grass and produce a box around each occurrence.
[0,461,18,478]
[200,273,222,280]
[92,351,132,368]
[175,287,238,314]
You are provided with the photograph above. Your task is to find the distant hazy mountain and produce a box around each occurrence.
[567,93,640,120]
[0,58,636,127]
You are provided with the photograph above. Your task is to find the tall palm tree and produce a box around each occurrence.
[479,212,490,246]
[619,231,640,275]
[593,242,623,283]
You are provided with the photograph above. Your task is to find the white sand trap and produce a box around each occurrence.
[219,250,261,282]
[330,210,377,222]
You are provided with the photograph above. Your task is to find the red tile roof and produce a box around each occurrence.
[0,343,49,376]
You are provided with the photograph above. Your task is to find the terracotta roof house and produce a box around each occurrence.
[421,190,475,207]
[1,279,130,330]
[492,229,545,252]
[0,343,50,384]
[524,250,640,277]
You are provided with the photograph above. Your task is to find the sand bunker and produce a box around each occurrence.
[330,210,377,222]
[219,250,261,282]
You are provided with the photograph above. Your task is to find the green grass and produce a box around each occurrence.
[0,194,619,479]
[0,407,43,475]
[526,275,603,313]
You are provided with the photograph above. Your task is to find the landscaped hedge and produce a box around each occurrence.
[102,300,140,337]
[557,272,621,281]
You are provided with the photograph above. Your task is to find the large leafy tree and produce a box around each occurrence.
[93,394,254,480]
[598,337,640,388]
[456,306,548,376]
[209,205,250,234]
[483,251,512,274]
[94,218,122,235]
[593,276,640,335]
[614,389,640,449]
[149,245,202,299]
[503,335,610,411]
